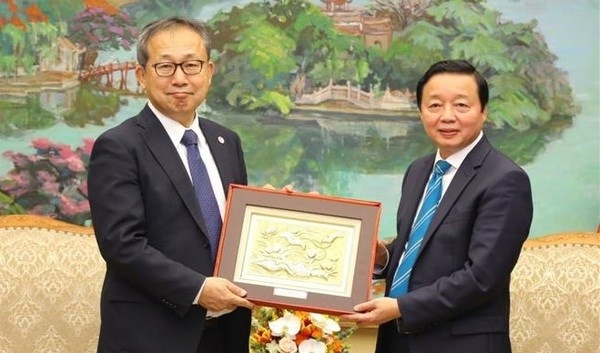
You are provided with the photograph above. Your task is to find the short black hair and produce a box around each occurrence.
[416,60,489,112]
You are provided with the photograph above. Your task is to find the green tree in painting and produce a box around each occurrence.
[210,3,297,113]
[0,22,63,76]
[205,0,576,131]
[379,21,448,89]
[409,0,578,130]
[122,0,223,28]
[0,24,25,75]
[493,19,577,123]
[368,0,430,31]
[209,0,371,113]
[0,0,68,76]
[290,6,370,89]
[358,0,577,131]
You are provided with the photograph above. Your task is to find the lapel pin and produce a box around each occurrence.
[218,136,225,144]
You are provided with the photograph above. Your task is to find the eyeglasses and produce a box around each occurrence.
[150,60,205,77]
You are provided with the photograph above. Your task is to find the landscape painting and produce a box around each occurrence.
[0,0,598,238]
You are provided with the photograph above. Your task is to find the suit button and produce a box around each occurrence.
[203,242,210,248]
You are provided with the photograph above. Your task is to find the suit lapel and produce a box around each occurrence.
[420,136,492,249]
[136,106,209,234]
[389,156,435,272]
[400,158,434,241]
[199,118,233,196]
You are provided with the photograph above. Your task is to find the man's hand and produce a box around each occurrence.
[340,298,401,326]
[198,277,254,311]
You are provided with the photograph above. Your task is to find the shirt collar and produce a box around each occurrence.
[435,131,483,170]
[148,102,205,147]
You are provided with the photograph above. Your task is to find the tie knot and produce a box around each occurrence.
[434,160,451,176]
[181,129,198,147]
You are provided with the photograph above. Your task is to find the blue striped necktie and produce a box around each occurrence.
[181,130,222,261]
[389,160,452,297]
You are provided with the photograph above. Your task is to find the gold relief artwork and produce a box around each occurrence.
[235,206,361,296]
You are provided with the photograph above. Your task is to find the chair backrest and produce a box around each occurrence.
[510,231,600,353]
[0,215,104,353]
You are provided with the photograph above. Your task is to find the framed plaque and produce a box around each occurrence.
[214,184,381,315]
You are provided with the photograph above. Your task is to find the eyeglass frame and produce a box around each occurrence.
[149,59,206,77]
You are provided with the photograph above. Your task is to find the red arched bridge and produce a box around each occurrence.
[79,61,137,90]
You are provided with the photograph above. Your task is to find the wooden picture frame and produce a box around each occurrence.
[214,184,381,315]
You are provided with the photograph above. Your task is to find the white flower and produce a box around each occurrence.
[277,336,298,353]
[308,313,341,334]
[265,342,280,353]
[269,312,301,337]
[298,338,327,353]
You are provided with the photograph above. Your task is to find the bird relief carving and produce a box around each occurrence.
[248,223,347,286]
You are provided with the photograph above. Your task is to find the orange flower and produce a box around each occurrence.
[296,311,310,320]
[311,325,324,339]
[10,16,25,29]
[330,338,344,353]
[252,328,272,344]
[299,316,324,339]
[24,5,47,22]
[294,333,310,346]
[299,320,314,336]
[83,0,118,15]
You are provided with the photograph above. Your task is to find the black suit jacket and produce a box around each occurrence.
[88,105,249,353]
[376,136,533,353]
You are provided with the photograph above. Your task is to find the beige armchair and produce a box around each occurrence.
[0,215,102,353]
[509,231,600,352]
[0,215,598,353]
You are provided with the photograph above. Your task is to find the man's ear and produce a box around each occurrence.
[206,61,215,85]
[135,65,146,90]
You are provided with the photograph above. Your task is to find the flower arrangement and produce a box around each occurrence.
[250,307,356,353]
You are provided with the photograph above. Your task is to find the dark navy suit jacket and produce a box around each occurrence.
[376,136,533,353]
[88,104,249,353]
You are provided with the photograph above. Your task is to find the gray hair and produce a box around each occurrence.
[136,16,212,66]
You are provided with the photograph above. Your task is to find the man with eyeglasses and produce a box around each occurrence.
[88,17,254,353]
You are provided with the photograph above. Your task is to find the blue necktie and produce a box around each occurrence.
[181,130,222,261]
[389,160,452,297]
